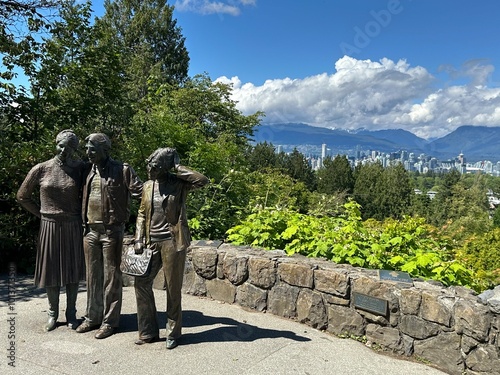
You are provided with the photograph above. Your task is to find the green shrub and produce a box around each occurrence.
[456,228,500,291]
[226,201,482,291]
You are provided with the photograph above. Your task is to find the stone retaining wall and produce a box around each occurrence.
[125,239,500,375]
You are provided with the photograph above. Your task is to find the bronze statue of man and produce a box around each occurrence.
[76,133,143,339]
[133,148,208,349]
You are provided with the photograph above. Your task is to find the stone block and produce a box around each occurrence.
[413,332,464,375]
[222,252,249,285]
[248,257,277,289]
[296,289,327,330]
[236,283,267,312]
[400,288,422,315]
[187,273,207,296]
[278,262,313,288]
[322,293,350,307]
[206,278,236,304]
[420,292,453,327]
[191,247,218,279]
[326,304,365,336]
[465,345,500,375]
[267,282,300,318]
[455,299,493,342]
[216,250,226,279]
[314,269,349,297]
[365,324,403,352]
[400,314,440,340]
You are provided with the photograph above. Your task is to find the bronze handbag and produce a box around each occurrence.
[120,244,153,277]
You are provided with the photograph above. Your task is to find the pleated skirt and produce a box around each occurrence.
[34,216,85,288]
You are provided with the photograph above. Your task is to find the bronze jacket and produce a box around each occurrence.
[134,165,209,251]
[82,158,143,226]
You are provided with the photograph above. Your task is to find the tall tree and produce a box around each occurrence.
[0,0,59,105]
[374,163,413,220]
[98,0,189,104]
[429,169,461,226]
[441,174,491,238]
[352,162,384,220]
[283,148,316,191]
[34,0,129,140]
[317,154,354,195]
[247,142,285,171]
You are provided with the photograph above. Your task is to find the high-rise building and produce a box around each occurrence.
[400,150,408,161]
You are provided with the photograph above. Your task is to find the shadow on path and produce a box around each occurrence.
[0,273,44,303]
[2,274,311,347]
[0,274,86,304]
[120,309,311,345]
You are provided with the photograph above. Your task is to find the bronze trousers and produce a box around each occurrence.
[134,240,186,341]
[83,225,124,328]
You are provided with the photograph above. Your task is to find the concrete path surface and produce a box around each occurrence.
[1,275,449,375]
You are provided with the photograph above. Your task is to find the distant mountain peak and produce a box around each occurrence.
[255,123,500,162]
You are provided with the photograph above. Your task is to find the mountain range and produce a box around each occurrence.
[253,123,500,162]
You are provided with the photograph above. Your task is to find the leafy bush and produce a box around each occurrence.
[226,201,482,291]
[456,228,500,291]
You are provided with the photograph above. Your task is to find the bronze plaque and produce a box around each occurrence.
[353,292,388,316]
[378,270,413,284]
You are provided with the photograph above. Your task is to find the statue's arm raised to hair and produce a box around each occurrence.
[174,165,209,190]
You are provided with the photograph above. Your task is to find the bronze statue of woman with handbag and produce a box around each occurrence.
[132,148,208,349]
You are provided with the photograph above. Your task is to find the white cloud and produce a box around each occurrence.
[217,56,500,139]
[175,0,255,16]
[438,59,495,87]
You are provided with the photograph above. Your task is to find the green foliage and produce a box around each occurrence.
[374,163,413,220]
[34,0,131,141]
[188,169,251,241]
[492,207,500,228]
[306,191,347,218]
[317,154,354,195]
[245,169,310,212]
[409,192,432,221]
[283,148,316,191]
[456,229,500,290]
[0,0,59,106]
[0,134,54,273]
[353,162,384,220]
[99,0,190,93]
[226,201,481,291]
[226,208,291,250]
[246,142,283,172]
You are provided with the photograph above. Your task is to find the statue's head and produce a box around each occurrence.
[146,147,178,179]
[85,133,111,165]
[55,129,79,162]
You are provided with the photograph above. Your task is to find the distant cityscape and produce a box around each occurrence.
[276,144,500,176]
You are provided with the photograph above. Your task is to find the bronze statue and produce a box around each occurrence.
[133,148,208,349]
[16,129,85,331]
[76,133,143,339]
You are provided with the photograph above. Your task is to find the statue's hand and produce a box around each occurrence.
[134,241,144,254]
[173,150,181,169]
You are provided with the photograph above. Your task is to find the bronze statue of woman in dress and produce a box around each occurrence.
[17,129,86,331]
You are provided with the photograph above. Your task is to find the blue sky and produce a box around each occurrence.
[92,1,500,139]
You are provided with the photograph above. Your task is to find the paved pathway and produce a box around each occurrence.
[0,276,449,375]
